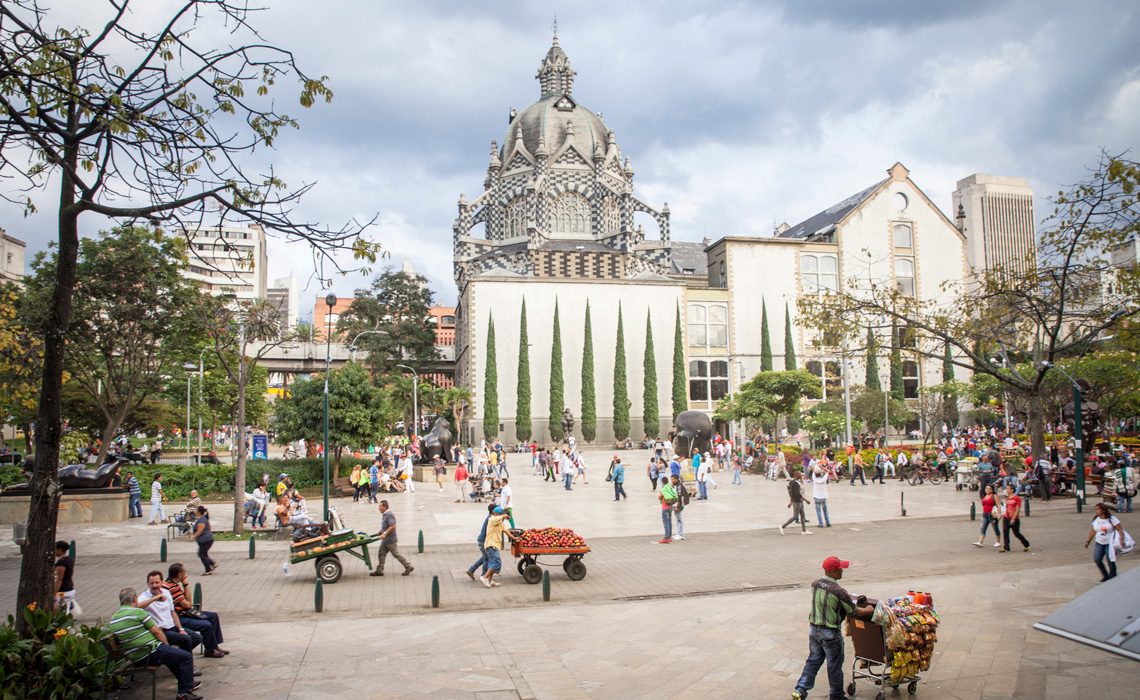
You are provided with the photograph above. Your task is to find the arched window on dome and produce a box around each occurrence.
[506,197,527,239]
[550,192,591,234]
[601,197,620,233]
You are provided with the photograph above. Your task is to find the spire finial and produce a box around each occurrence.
[552,13,558,45]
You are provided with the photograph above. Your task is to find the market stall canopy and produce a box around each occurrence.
[1032,565,1140,661]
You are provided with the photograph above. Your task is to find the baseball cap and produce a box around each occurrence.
[822,556,850,571]
[493,506,504,514]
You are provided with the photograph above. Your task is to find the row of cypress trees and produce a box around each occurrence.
[482,299,686,442]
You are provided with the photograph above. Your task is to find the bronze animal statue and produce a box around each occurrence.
[671,410,714,459]
[420,417,454,463]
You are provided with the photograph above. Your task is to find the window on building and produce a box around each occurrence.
[550,192,590,233]
[893,223,912,249]
[899,323,918,349]
[895,257,915,297]
[718,260,727,287]
[506,197,527,238]
[903,360,920,399]
[687,304,728,348]
[689,359,729,401]
[802,254,838,294]
[710,360,730,400]
[807,359,841,399]
[441,315,456,326]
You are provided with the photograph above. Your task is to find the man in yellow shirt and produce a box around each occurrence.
[479,507,516,588]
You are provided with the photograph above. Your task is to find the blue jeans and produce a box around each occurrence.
[795,625,845,699]
[1094,542,1117,579]
[484,546,502,573]
[128,494,141,517]
[980,512,999,539]
[1117,493,1134,512]
[142,643,196,694]
[815,499,830,527]
[468,546,488,575]
[697,480,708,499]
[673,508,684,537]
[660,509,672,540]
[732,468,742,485]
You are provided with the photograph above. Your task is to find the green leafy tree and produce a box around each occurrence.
[0,0,379,623]
[803,407,849,445]
[716,369,821,428]
[784,303,797,370]
[865,327,881,391]
[642,310,660,439]
[337,268,438,368]
[548,300,565,442]
[760,299,773,372]
[581,302,597,443]
[613,305,630,442]
[671,302,687,422]
[851,388,911,433]
[483,315,499,440]
[889,323,904,401]
[274,363,389,469]
[22,226,205,466]
[443,386,473,438]
[516,299,532,441]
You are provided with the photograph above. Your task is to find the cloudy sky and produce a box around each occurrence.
[3,0,1137,311]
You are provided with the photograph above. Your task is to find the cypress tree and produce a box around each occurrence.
[671,302,687,422]
[548,299,565,442]
[864,326,881,390]
[783,302,797,370]
[613,304,630,442]
[581,302,597,443]
[942,342,955,381]
[889,322,904,401]
[483,314,499,440]
[760,298,773,372]
[642,310,659,439]
[515,299,531,441]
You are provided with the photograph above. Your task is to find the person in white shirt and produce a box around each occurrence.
[148,474,166,525]
[402,452,416,493]
[895,450,908,480]
[561,450,575,490]
[811,466,832,528]
[696,458,710,500]
[137,570,199,653]
[498,478,515,527]
[1085,502,1125,581]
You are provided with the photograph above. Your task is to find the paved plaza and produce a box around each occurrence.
[2,449,1137,698]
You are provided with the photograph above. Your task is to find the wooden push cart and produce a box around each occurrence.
[289,529,380,584]
[510,536,591,584]
[847,617,920,700]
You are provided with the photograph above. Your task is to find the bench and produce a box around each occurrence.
[102,639,160,700]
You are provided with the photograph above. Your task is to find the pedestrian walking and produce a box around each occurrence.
[350,464,363,502]
[466,503,496,580]
[454,460,469,502]
[370,500,414,576]
[1085,502,1125,581]
[732,455,744,485]
[781,468,812,535]
[434,457,447,492]
[776,448,790,480]
[972,484,1002,548]
[1114,460,1137,512]
[999,485,1030,553]
[573,452,587,485]
[147,473,166,525]
[609,457,627,501]
[670,474,689,540]
[812,467,832,528]
[189,506,217,575]
[657,477,676,543]
[696,457,710,500]
[648,457,660,491]
[126,471,142,518]
[561,449,575,490]
[849,452,866,486]
[479,506,516,587]
[53,540,80,615]
[791,556,874,700]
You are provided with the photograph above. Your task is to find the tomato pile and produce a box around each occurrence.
[518,527,586,549]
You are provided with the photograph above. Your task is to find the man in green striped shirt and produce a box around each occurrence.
[792,557,873,700]
[108,587,201,700]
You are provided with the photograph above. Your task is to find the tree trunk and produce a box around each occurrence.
[1027,392,1046,464]
[16,186,79,634]
[232,350,247,535]
[95,406,129,467]
[21,423,32,454]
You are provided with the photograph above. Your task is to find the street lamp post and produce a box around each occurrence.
[1041,361,1089,513]
[396,364,419,438]
[992,354,1011,435]
[183,362,196,464]
[197,347,208,465]
[323,293,337,521]
[348,329,389,363]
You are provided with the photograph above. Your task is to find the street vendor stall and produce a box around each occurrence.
[509,527,591,584]
[848,592,940,699]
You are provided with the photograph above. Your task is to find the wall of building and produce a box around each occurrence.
[0,232,26,284]
[181,224,268,301]
[461,276,685,445]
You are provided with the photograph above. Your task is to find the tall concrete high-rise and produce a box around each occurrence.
[181,223,268,301]
[267,275,299,330]
[952,174,1036,277]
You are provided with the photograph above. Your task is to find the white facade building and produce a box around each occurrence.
[267,275,299,330]
[0,230,26,285]
[181,224,268,302]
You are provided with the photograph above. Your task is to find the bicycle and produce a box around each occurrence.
[906,463,944,485]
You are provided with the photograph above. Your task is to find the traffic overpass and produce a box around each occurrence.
[247,341,455,388]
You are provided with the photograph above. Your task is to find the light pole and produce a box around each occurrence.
[323,293,337,521]
[182,362,196,464]
[349,329,389,363]
[841,342,853,448]
[992,354,1011,435]
[197,347,208,465]
[396,364,419,438]
[1041,361,1090,513]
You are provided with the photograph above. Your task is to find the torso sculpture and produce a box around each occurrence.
[562,408,575,440]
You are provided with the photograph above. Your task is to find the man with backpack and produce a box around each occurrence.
[670,474,690,540]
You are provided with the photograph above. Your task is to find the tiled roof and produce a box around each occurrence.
[777,179,887,239]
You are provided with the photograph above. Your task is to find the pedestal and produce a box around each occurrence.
[0,490,129,524]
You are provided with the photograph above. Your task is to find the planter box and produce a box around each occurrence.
[0,491,129,524]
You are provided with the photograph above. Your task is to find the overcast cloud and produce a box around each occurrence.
[2,0,1137,310]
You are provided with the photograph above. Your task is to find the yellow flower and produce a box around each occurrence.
[54,628,68,639]
[27,602,37,612]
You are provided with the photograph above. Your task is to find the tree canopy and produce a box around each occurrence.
[337,268,437,368]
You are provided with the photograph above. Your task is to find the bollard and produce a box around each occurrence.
[1077,491,1084,514]
[160,538,167,562]
[192,582,202,608]
[970,502,976,521]
[431,575,440,608]
[542,570,551,602]
[418,530,424,554]
[69,539,76,562]
[314,579,324,613]
[1024,497,1030,517]
[900,492,906,517]
[249,534,256,559]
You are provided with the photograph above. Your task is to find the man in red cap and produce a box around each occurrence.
[791,556,873,700]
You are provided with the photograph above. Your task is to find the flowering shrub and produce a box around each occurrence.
[0,604,109,699]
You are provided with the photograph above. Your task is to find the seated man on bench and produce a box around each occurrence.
[108,586,200,700]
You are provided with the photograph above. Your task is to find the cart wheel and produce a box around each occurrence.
[523,564,544,585]
[847,682,856,696]
[316,554,342,584]
[908,681,918,694]
[517,559,527,576]
[956,484,962,491]
[565,559,587,581]
[875,693,885,700]
[563,556,574,572]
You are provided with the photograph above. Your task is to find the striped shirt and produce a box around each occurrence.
[808,576,855,629]
[108,605,159,664]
